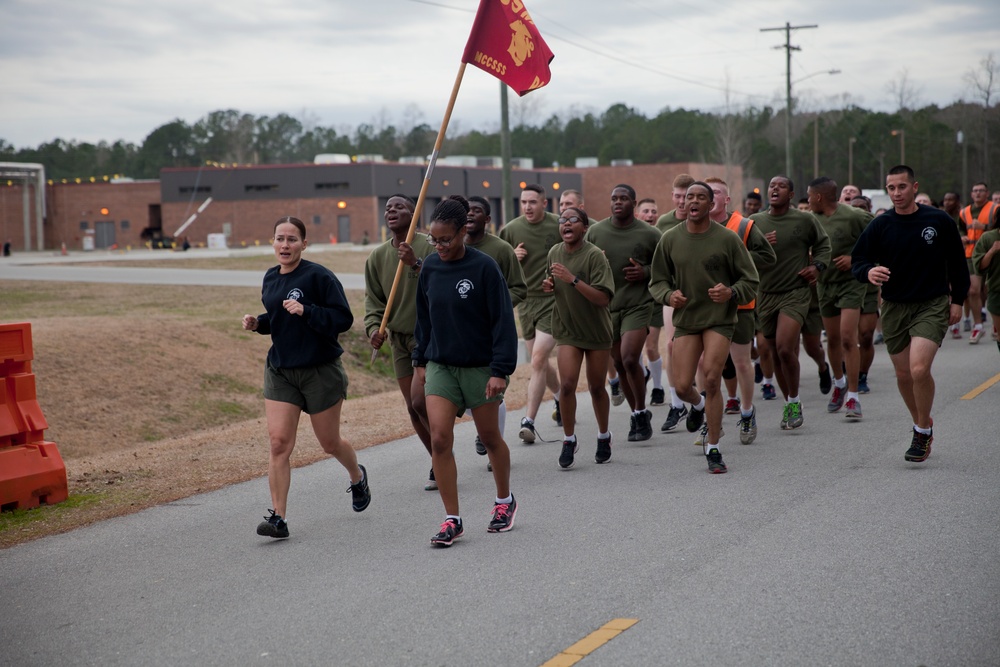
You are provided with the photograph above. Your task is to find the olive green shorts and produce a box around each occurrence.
[880,295,950,355]
[757,286,812,338]
[424,361,506,413]
[967,257,976,275]
[649,303,665,328]
[862,284,880,316]
[611,302,654,339]
[818,280,868,317]
[674,324,736,341]
[388,330,416,379]
[986,290,1000,316]
[732,309,756,345]
[264,357,348,415]
[518,296,554,340]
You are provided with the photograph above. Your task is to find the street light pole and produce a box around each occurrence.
[848,137,856,185]
[891,129,905,165]
[761,22,818,178]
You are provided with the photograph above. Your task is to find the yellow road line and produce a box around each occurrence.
[541,618,640,667]
[962,372,1000,400]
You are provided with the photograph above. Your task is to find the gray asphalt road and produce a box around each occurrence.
[2,337,999,666]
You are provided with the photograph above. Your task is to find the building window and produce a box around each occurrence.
[179,186,211,195]
[245,184,279,193]
[120,219,130,230]
[79,221,89,230]
[315,182,349,191]
[312,215,322,225]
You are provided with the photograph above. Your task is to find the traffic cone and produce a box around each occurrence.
[61,242,67,256]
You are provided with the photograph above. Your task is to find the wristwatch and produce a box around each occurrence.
[412,258,423,271]
[571,276,580,287]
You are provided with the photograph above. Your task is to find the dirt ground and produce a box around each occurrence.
[0,271,554,548]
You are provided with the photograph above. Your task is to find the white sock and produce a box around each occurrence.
[788,395,800,404]
[649,358,663,389]
[693,395,706,411]
[495,495,512,504]
[846,391,859,402]
[497,400,507,439]
[670,387,684,408]
[727,393,738,402]
[704,442,719,455]
[764,376,775,385]
[598,431,611,439]
[447,514,462,524]
[834,376,846,389]
[632,409,644,417]
[914,424,932,435]
[564,434,577,443]
[974,323,984,332]
[741,406,754,417]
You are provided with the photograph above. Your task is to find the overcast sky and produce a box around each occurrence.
[2,0,997,149]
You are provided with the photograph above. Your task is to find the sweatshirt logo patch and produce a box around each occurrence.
[456,279,474,299]
[921,227,937,244]
[286,288,303,301]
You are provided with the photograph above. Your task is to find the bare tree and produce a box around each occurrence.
[964,52,998,180]
[885,68,923,112]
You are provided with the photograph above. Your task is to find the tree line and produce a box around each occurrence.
[2,100,997,202]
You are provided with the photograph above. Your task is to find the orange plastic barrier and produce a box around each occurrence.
[0,323,68,511]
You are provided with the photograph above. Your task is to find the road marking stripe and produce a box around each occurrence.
[541,618,639,667]
[962,372,1000,400]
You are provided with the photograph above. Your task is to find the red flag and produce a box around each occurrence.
[461,0,554,96]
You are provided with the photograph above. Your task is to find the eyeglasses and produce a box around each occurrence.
[427,236,456,248]
[558,216,582,224]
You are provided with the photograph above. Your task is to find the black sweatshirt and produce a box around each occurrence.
[412,247,517,378]
[255,260,354,368]
[852,204,970,305]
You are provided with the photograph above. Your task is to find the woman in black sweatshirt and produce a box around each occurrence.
[413,198,518,547]
[242,216,370,539]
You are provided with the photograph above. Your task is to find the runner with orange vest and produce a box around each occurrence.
[706,178,776,445]
[959,183,996,344]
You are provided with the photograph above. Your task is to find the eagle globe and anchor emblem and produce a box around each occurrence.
[507,19,535,66]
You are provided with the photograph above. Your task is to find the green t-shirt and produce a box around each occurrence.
[468,232,528,308]
[585,216,663,312]
[655,209,684,234]
[363,234,434,336]
[749,208,832,294]
[547,241,615,349]
[972,229,1000,293]
[499,211,561,299]
[815,203,872,285]
[649,222,760,332]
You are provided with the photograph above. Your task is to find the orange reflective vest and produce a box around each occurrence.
[959,202,995,258]
[725,211,755,310]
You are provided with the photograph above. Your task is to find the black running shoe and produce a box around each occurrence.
[518,417,537,444]
[686,402,705,433]
[627,413,638,441]
[559,438,578,469]
[761,383,777,400]
[650,387,665,406]
[595,433,612,463]
[610,380,624,406]
[256,509,289,539]
[819,364,832,395]
[634,410,653,441]
[661,405,687,432]
[425,468,438,491]
[706,448,728,474]
[347,464,371,512]
[430,518,464,547]
[858,372,870,394]
[488,496,517,533]
[475,436,487,456]
[754,361,763,384]
[552,399,562,426]
[904,428,933,462]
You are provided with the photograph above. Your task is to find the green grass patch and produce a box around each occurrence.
[201,373,258,395]
[0,492,101,532]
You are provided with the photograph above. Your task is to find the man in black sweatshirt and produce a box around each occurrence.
[852,165,970,463]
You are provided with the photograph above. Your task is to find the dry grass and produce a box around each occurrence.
[0,278,549,548]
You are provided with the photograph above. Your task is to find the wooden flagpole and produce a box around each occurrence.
[371,62,468,364]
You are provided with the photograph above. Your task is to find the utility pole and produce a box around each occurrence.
[761,22,818,178]
[500,82,513,228]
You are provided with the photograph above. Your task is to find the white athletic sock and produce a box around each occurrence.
[564,433,577,443]
[669,387,684,408]
[523,416,534,425]
[974,323,984,332]
[598,431,611,439]
[447,514,462,524]
[834,376,847,390]
[727,393,738,402]
[495,495,512,504]
[764,376,775,385]
[704,442,719,456]
[649,358,663,389]
[914,424,932,435]
[741,406,754,418]
[609,377,620,387]
[693,395,706,411]
[788,395,800,404]
[846,391,859,402]
[497,400,507,439]
[632,409,644,417]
